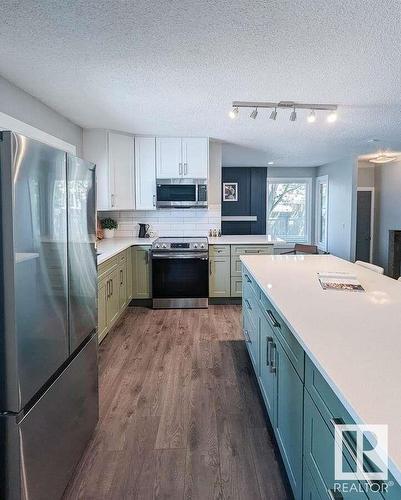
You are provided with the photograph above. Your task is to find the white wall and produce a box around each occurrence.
[357,162,375,187]
[222,143,268,167]
[373,161,401,273]
[0,75,82,154]
[317,157,357,260]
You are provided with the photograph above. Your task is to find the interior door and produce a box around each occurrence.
[67,155,97,354]
[156,137,182,178]
[11,133,69,411]
[356,190,372,262]
[181,138,208,178]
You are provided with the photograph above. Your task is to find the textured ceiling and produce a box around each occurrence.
[1,0,401,166]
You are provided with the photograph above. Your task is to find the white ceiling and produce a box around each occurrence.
[1,0,401,166]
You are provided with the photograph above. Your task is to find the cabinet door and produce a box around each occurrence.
[126,247,133,301]
[258,314,276,421]
[107,269,120,328]
[209,256,230,297]
[119,260,128,313]
[274,340,303,500]
[135,137,156,210]
[156,137,182,178]
[181,138,208,178]
[97,278,108,343]
[132,246,151,298]
[303,463,323,500]
[108,132,135,209]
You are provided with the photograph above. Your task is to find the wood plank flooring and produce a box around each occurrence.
[63,306,291,500]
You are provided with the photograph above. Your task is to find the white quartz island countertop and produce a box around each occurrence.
[208,235,286,245]
[240,254,401,484]
[97,237,157,265]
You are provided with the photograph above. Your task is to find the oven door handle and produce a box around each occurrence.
[151,252,209,259]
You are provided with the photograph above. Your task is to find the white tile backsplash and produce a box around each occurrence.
[99,205,221,238]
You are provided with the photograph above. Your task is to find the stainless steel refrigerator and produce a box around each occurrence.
[0,132,99,500]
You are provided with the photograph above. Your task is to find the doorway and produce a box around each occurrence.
[355,188,374,262]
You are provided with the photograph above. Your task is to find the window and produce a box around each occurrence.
[315,175,329,251]
[266,178,312,243]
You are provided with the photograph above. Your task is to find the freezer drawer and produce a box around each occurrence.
[1,334,98,500]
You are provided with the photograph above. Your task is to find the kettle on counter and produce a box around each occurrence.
[138,223,150,238]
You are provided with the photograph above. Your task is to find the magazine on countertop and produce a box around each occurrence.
[317,271,365,292]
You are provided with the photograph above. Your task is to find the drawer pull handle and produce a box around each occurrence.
[243,329,251,343]
[266,309,280,328]
[244,274,252,283]
[244,299,252,310]
[328,489,343,500]
[330,418,379,488]
[266,336,273,366]
[270,342,277,373]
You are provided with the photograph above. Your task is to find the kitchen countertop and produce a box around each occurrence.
[208,235,286,245]
[97,237,157,264]
[240,253,401,484]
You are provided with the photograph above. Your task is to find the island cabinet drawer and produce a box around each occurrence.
[242,267,260,299]
[231,244,273,256]
[243,306,259,375]
[242,280,259,319]
[209,244,230,256]
[305,356,355,431]
[98,255,118,281]
[304,390,370,500]
[259,291,304,380]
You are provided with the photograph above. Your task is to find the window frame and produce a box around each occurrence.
[266,177,313,244]
[315,175,329,252]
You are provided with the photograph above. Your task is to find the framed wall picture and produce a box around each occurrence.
[223,182,238,202]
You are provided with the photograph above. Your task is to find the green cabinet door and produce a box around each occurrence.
[132,246,151,299]
[97,278,108,343]
[126,247,133,301]
[303,463,323,500]
[107,268,120,328]
[119,258,128,313]
[273,339,304,500]
[258,313,276,421]
[209,256,230,297]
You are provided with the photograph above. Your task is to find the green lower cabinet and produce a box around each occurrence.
[126,247,133,301]
[107,268,120,329]
[97,278,108,343]
[243,307,259,375]
[274,339,304,499]
[132,246,151,299]
[209,256,230,297]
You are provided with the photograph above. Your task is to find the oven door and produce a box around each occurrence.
[152,252,209,308]
[156,184,197,208]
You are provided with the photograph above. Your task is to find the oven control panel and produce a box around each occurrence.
[152,238,208,251]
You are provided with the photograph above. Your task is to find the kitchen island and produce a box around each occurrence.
[240,254,401,499]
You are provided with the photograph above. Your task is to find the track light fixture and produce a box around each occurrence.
[307,110,316,123]
[229,100,338,123]
[250,107,258,119]
[228,106,239,119]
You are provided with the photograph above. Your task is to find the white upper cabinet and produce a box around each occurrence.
[83,130,135,210]
[182,137,208,178]
[134,137,156,210]
[108,132,135,210]
[156,137,209,179]
[156,137,182,178]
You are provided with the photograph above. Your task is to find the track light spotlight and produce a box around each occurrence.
[307,110,316,123]
[229,107,239,119]
[250,108,258,119]
[289,107,297,122]
[269,108,277,120]
[327,110,337,123]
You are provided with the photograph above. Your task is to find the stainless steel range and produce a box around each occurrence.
[151,237,209,309]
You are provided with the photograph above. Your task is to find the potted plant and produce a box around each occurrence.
[101,217,118,239]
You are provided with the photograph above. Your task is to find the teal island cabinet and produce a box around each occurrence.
[241,257,401,500]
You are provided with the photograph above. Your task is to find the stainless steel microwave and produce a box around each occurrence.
[156,179,208,208]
